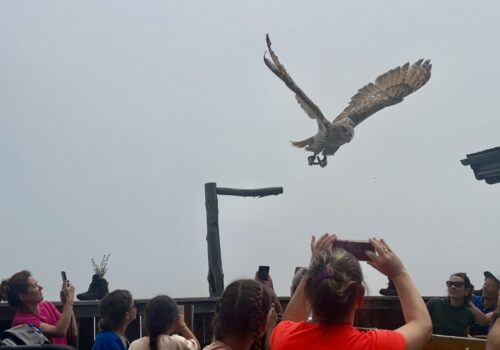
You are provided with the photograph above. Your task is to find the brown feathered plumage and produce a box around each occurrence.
[264,34,432,167]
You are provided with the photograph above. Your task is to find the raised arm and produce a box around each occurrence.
[39,282,76,338]
[264,304,277,350]
[366,238,432,350]
[469,301,492,326]
[176,313,200,350]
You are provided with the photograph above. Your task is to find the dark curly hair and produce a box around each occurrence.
[305,247,364,324]
[0,270,32,308]
[212,279,272,350]
[144,295,178,350]
[98,289,134,331]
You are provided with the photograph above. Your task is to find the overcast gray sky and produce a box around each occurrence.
[1,0,499,301]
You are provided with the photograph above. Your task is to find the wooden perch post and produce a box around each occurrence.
[205,182,284,296]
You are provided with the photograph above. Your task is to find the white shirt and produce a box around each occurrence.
[129,334,199,350]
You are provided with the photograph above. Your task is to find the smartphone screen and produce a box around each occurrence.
[258,266,270,281]
[61,271,67,283]
[333,240,374,261]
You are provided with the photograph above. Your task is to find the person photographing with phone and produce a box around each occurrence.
[270,234,432,350]
[254,266,283,350]
[129,295,199,350]
[0,270,77,345]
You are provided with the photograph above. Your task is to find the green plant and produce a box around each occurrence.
[91,254,110,277]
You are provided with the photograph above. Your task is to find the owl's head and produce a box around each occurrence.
[333,119,355,142]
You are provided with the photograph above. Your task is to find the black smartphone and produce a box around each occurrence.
[61,271,67,283]
[258,266,270,281]
[295,266,308,276]
[333,240,374,261]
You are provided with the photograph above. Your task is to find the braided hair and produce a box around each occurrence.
[144,295,178,350]
[212,279,272,350]
[0,270,32,308]
[305,247,364,324]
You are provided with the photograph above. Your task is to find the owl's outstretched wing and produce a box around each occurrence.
[264,34,328,124]
[333,59,432,126]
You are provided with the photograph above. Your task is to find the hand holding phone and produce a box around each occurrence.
[333,240,374,261]
[61,271,67,283]
[59,271,75,304]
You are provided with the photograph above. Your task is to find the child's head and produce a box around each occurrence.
[144,295,178,350]
[212,279,272,350]
[98,289,136,331]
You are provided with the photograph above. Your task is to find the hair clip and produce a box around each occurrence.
[316,270,332,283]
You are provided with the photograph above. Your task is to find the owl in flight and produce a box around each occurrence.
[264,34,432,167]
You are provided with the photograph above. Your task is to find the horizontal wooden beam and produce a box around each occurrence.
[216,187,283,198]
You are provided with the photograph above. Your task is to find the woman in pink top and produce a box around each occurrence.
[0,270,77,345]
[270,234,432,350]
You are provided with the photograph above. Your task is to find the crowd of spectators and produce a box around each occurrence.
[1,236,499,350]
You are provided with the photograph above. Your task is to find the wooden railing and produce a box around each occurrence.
[425,335,486,350]
[0,297,219,349]
[0,296,486,350]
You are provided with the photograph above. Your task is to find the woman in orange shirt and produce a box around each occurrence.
[271,234,432,350]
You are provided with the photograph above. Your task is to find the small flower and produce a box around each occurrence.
[91,254,110,277]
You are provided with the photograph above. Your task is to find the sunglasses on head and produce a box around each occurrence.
[446,280,465,288]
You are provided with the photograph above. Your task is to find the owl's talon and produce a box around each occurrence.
[318,156,327,167]
[308,155,316,166]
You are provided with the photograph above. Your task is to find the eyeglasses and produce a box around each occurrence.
[446,281,465,288]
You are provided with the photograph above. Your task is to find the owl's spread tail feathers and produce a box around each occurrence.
[290,136,314,148]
